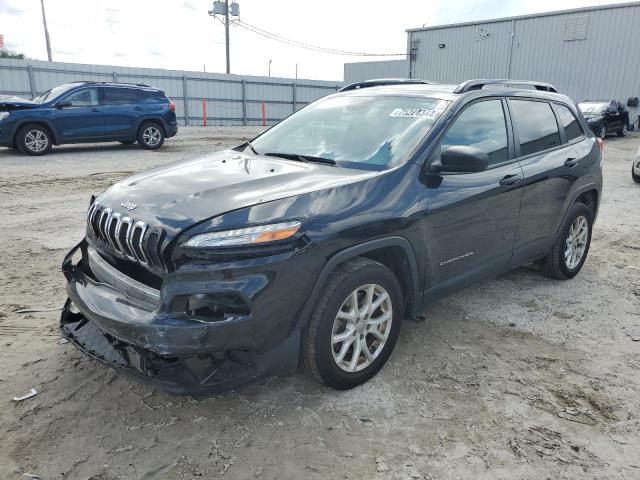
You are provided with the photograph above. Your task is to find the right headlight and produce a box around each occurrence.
[183,221,302,248]
[0,112,10,121]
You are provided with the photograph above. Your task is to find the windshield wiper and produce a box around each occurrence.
[264,152,336,166]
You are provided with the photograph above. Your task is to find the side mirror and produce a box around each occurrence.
[437,145,489,173]
[607,106,617,114]
[55,100,72,109]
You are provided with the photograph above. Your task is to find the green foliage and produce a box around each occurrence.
[0,49,28,59]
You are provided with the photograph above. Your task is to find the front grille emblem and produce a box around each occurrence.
[120,200,137,211]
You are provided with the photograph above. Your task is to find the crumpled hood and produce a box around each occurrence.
[96,150,378,233]
[0,95,38,109]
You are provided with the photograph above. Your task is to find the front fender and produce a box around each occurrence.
[293,236,421,331]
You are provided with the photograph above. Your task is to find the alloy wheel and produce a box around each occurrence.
[331,283,393,373]
[24,130,49,153]
[142,126,162,146]
[564,215,588,270]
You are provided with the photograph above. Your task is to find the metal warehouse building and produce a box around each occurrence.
[345,2,640,121]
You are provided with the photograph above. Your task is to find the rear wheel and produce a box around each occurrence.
[137,122,164,150]
[16,124,52,156]
[542,203,593,280]
[617,122,628,137]
[632,165,640,183]
[302,257,403,389]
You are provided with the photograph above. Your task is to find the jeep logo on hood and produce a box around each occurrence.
[120,200,137,211]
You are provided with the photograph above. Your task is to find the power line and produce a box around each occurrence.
[235,20,406,57]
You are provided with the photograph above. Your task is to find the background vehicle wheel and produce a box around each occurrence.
[137,122,165,150]
[16,124,52,156]
[632,165,640,183]
[302,257,403,390]
[598,124,607,139]
[617,123,628,137]
[119,140,136,145]
[542,202,593,280]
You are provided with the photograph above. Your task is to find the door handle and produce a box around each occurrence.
[134,106,144,111]
[564,157,579,167]
[91,108,101,112]
[499,173,523,187]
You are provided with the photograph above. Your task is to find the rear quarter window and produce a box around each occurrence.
[555,104,583,142]
[509,100,561,156]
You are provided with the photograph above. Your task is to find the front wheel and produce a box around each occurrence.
[617,122,628,137]
[16,124,52,156]
[632,165,640,183]
[542,203,593,280]
[137,122,165,150]
[598,124,607,139]
[302,257,403,389]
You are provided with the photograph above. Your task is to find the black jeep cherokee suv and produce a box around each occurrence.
[61,79,603,394]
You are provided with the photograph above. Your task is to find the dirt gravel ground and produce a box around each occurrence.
[0,126,639,480]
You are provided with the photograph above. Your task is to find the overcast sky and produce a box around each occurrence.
[0,0,631,81]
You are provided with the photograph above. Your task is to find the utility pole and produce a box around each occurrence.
[209,1,239,74]
[224,0,230,74]
[40,0,52,62]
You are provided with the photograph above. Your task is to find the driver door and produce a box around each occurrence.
[53,87,104,141]
[421,98,524,297]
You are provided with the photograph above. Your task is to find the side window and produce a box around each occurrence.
[64,88,99,107]
[441,100,508,166]
[138,90,164,103]
[509,100,560,156]
[104,88,140,105]
[555,104,583,142]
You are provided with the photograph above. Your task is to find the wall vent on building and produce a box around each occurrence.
[563,14,589,41]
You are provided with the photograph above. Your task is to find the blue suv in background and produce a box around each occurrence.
[0,81,178,155]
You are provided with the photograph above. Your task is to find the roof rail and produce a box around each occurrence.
[338,78,436,92]
[70,80,152,88]
[454,79,558,94]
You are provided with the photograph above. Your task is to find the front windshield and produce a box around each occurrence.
[579,102,608,114]
[251,95,450,169]
[33,83,78,103]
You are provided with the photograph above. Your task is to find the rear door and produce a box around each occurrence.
[423,98,524,294]
[102,87,142,139]
[53,87,104,141]
[510,99,583,264]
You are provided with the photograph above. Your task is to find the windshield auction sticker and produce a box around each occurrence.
[389,101,447,120]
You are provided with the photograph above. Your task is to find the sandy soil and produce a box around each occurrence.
[0,127,639,480]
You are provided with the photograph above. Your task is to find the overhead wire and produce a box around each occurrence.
[232,19,406,57]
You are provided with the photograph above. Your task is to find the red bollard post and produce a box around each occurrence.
[202,99,207,127]
[261,100,266,127]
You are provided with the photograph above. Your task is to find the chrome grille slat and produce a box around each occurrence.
[87,202,154,268]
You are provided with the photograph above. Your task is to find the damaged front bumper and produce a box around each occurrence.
[60,240,302,394]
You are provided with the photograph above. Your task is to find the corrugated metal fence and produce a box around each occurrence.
[0,59,342,126]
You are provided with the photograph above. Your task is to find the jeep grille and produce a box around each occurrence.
[87,202,153,267]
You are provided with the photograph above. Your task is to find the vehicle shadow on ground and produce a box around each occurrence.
[5,265,635,479]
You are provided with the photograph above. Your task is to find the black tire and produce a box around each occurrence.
[119,140,136,145]
[542,202,593,280]
[16,124,52,156]
[137,122,165,150]
[302,257,403,389]
[632,165,640,183]
[617,122,628,137]
[598,123,607,139]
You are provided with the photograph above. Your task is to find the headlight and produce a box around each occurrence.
[184,221,301,248]
[0,112,10,121]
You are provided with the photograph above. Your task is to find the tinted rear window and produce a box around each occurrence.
[510,100,561,156]
[555,104,583,142]
[104,88,140,105]
[138,90,166,103]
